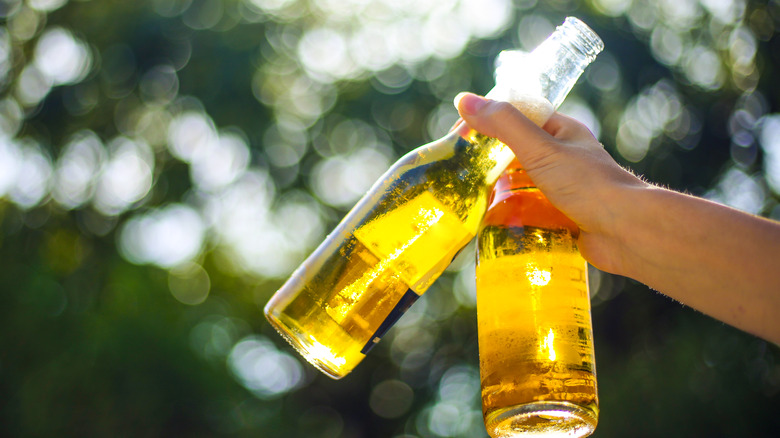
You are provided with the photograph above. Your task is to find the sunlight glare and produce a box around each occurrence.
[527,264,552,286]
[542,328,557,361]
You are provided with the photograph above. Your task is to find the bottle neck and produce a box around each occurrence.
[532,33,596,109]
[484,160,579,233]
[453,18,602,194]
[488,161,535,207]
[488,17,602,109]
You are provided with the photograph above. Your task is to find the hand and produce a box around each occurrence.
[454,92,647,274]
[455,92,780,344]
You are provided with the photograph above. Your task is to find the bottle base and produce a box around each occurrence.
[264,309,355,380]
[484,401,597,438]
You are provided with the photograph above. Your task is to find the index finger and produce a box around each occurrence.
[454,92,557,164]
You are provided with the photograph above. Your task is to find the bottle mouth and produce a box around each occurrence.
[560,17,604,62]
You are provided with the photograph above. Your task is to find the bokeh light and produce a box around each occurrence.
[227,335,305,399]
[167,111,218,163]
[0,29,11,86]
[28,0,67,12]
[616,80,694,162]
[0,97,23,137]
[417,365,484,437]
[8,4,43,42]
[190,315,251,361]
[706,168,766,214]
[369,379,415,419]
[6,139,51,209]
[34,27,91,86]
[1,1,779,437]
[52,130,105,210]
[168,261,211,305]
[759,114,780,195]
[139,64,179,104]
[190,129,251,193]
[310,147,391,208]
[0,137,21,198]
[119,203,206,268]
[16,65,51,106]
[93,137,154,216]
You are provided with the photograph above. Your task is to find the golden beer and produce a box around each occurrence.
[265,100,553,379]
[264,17,603,380]
[476,164,598,437]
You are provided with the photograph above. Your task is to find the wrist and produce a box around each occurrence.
[579,172,653,277]
[604,183,699,286]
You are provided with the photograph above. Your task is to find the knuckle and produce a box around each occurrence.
[492,101,516,113]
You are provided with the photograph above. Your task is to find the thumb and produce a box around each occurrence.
[453,92,555,164]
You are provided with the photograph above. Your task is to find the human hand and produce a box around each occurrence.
[455,92,780,344]
[454,92,647,274]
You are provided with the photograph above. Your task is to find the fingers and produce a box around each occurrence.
[455,93,553,162]
[454,92,605,170]
[454,93,553,154]
[543,112,597,142]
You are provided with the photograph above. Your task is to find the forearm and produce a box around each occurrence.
[609,184,780,344]
[452,95,780,343]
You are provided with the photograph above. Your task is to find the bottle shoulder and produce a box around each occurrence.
[389,130,503,187]
[483,188,578,233]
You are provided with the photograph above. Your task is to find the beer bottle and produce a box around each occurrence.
[265,17,604,379]
[476,157,598,432]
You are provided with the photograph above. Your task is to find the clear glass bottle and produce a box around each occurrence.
[264,17,604,379]
[477,160,598,437]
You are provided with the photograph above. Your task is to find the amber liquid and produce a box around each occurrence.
[477,181,598,437]
[267,191,474,378]
[265,98,554,379]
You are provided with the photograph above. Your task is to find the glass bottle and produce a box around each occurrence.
[264,17,604,379]
[476,160,599,437]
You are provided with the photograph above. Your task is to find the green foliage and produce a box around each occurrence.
[1,0,779,437]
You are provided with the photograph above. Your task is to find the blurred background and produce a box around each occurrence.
[1,0,779,436]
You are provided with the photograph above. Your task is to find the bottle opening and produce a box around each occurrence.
[560,17,604,62]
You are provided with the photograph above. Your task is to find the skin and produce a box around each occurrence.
[455,91,780,346]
